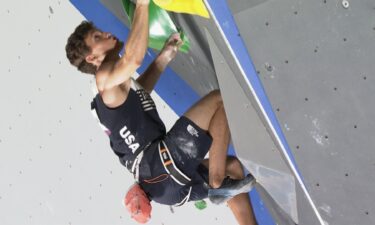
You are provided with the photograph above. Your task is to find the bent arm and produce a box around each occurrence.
[136,55,168,93]
[103,2,149,90]
[136,33,182,93]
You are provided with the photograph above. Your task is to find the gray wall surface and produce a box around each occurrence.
[227,0,375,224]
[2,0,374,224]
[101,0,375,224]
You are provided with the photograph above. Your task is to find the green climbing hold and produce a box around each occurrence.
[194,200,207,210]
[122,0,190,53]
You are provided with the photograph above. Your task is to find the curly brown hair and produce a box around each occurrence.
[65,21,97,75]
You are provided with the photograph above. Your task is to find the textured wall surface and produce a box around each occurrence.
[2,0,374,225]
[103,0,375,224]
[227,0,375,224]
[100,0,375,224]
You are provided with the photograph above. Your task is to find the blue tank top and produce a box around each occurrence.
[91,79,166,172]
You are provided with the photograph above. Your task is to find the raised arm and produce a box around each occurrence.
[100,0,150,91]
[137,33,182,93]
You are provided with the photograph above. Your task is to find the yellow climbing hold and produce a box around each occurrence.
[153,0,210,18]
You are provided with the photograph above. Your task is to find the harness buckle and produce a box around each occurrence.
[158,141,191,186]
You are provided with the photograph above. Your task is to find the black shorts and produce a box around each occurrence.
[139,116,213,205]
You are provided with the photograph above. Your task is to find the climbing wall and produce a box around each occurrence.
[98,0,375,224]
[2,0,374,224]
[225,0,375,224]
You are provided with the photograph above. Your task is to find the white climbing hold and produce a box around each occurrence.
[342,0,349,9]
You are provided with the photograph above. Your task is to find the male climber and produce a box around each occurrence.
[65,0,257,224]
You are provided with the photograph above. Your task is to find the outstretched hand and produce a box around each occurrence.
[133,0,150,5]
[158,33,183,64]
